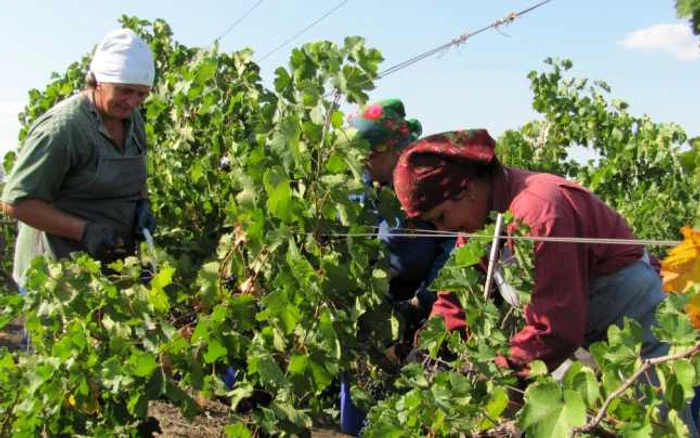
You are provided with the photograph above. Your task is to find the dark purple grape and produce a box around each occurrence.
[140,269,153,285]
[223,274,238,291]
[219,156,231,171]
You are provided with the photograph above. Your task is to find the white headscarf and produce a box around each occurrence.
[89,28,155,87]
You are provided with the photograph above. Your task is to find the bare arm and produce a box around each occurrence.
[1,199,87,241]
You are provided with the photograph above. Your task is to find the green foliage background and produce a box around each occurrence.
[677,0,700,35]
[0,13,699,438]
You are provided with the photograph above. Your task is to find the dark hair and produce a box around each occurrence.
[448,159,502,201]
[463,158,502,181]
[84,71,97,90]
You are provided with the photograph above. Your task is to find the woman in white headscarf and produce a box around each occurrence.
[1,28,156,288]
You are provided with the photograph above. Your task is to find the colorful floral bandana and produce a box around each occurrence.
[393,129,497,218]
[348,99,422,152]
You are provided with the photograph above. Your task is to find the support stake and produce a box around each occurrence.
[484,213,505,300]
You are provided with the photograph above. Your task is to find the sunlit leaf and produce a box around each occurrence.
[519,382,587,438]
[661,227,700,293]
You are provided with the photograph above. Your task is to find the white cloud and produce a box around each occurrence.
[621,23,699,61]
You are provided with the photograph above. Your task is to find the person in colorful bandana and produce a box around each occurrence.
[392,129,699,434]
[338,100,456,436]
[348,99,455,326]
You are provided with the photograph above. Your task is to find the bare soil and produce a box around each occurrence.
[1,319,348,437]
[148,397,347,437]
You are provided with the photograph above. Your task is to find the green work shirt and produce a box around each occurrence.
[2,92,148,286]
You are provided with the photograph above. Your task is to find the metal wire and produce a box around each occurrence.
[308,230,681,247]
[258,0,348,62]
[324,0,553,98]
[378,0,550,79]
[215,0,264,43]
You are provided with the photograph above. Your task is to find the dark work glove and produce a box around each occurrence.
[81,222,125,260]
[134,199,156,241]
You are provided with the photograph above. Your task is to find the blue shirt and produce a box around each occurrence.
[362,174,455,301]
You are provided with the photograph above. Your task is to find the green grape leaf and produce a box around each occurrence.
[519,381,586,438]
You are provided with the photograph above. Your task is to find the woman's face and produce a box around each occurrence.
[95,83,150,120]
[366,146,400,185]
[418,182,491,233]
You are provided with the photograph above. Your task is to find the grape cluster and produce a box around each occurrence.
[140,269,153,285]
[179,312,197,326]
[136,416,162,436]
[219,156,231,171]
[366,380,387,402]
[223,274,238,291]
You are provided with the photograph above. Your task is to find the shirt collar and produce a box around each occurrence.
[490,165,510,214]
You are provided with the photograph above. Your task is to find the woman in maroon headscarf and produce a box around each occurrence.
[392,129,667,378]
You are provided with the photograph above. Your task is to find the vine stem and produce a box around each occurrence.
[0,390,20,436]
[571,341,700,437]
[241,248,272,295]
[312,90,342,237]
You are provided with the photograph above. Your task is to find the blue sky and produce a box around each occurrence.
[1,0,698,158]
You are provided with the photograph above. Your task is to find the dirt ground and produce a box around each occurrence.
[148,398,348,437]
[1,319,349,437]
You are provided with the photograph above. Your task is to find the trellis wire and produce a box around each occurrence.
[306,228,681,247]
[258,0,348,62]
[215,0,264,43]
[324,0,553,98]
[378,0,551,80]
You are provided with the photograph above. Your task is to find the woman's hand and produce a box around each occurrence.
[81,222,126,260]
[133,199,155,240]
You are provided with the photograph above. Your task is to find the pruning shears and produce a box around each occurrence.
[142,228,158,275]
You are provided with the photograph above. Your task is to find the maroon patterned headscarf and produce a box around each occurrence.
[393,129,497,218]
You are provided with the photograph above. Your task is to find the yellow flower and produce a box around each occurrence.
[661,227,700,293]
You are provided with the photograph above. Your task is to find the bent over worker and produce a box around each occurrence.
[392,129,697,433]
[349,99,455,324]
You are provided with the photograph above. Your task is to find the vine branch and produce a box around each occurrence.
[313,90,342,229]
[571,341,700,436]
[0,387,21,436]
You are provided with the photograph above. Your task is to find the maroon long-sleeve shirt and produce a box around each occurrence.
[431,167,643,372]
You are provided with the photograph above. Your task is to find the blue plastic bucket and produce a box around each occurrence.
[340,379,366,436]
[221,366,237,390]
[692,386,700,430]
